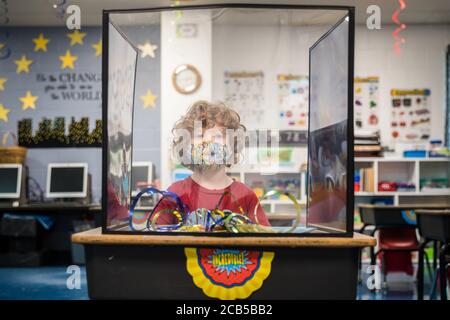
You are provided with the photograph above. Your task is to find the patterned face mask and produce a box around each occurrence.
[188,141,232,169]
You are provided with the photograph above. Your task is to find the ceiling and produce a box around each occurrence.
[1,0,450,26]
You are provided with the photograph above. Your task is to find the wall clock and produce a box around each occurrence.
[172,64,202,94]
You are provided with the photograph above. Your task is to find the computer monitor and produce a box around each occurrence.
[46,163,88,198]
[0,164,22,199]
[131,162,153,196]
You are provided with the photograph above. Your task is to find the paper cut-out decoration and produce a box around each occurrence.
[14,55,33,74]
[59,50,78,69]
[140,89,158,109]
[137,41,158,58]
[0,78,6,91]
[19,90,38,110]
[32,33,50,52]
[0,103,10,122]
[18,117,102,148]
[92,39,102,57]
[67,30,87,46]
[185,247,274,300]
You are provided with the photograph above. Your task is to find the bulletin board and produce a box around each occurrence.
[223,71,264,127]
[354,76,379,131]
[390,89,431,142]
[277,74,309,130]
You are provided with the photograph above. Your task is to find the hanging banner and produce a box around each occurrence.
[185,247,274,300]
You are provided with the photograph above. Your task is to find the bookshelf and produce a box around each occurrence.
[354,157,450,205]
[226,166,307,215]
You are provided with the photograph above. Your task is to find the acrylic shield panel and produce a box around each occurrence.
[102,4,354,236]
[104,22,138,227]
[307,16,352,234]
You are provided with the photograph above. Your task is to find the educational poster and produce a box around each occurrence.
[223,71,264,127]
[390,89,431,142]
[354,77,379,130]
[277,74,309,129]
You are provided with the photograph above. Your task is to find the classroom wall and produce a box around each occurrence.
[355,24,450,148]
[160,10,212,188]
[212,23,450,149]
[1,21,449,202]
[0,26,161,203]
[212,24,328,130]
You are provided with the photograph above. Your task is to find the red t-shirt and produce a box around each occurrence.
[155,177,270,226]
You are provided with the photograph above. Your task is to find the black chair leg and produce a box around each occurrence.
[370,228,377,267]
[358,225,367,283]
[424,251,433,283]
[439,243,448,300]
[380,251,388,290]
[417,240,427,300]
[430,267,439,300]
[433,241,438,270]
[358,248,363,283]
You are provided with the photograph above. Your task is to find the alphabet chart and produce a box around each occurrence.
[390,89,431,142]
[354,76,380,131]
[223,71,265,128]
[277,74,309,130]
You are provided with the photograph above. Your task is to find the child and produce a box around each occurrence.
[155,100,270,228]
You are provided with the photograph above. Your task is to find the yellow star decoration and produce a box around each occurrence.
[59,50,78,69]
[140,90,158,109]
[0,78,7,91]
[19,91,38,110]
[32,33,50,52]
[0,103,11,122]
[14,55,33,74]
[92,39,102,57]
[67,30,87,46]
[0,43,4,50]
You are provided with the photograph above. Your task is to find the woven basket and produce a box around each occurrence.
[0,132,28,164]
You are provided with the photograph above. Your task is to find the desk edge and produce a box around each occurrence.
[72,228,376,248]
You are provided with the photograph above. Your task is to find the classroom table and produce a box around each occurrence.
[72,228,375,300]
[358,204,450,266]
[0,203,102,264]
[416,209,450,300]
[358,203,450,228]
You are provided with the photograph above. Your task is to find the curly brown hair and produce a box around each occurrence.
[172,100,246,168]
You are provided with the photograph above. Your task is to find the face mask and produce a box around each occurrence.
[188,141,232,169]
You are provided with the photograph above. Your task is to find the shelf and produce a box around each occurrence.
[412,190,450,196]
[355,192,378,196]
[227,168,302,174]
[260,199,306,205]
[355,157,450,162]
[355,191,449,196]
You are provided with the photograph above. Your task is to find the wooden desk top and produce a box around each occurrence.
[359,203,450,210]
[72,227,376,248]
